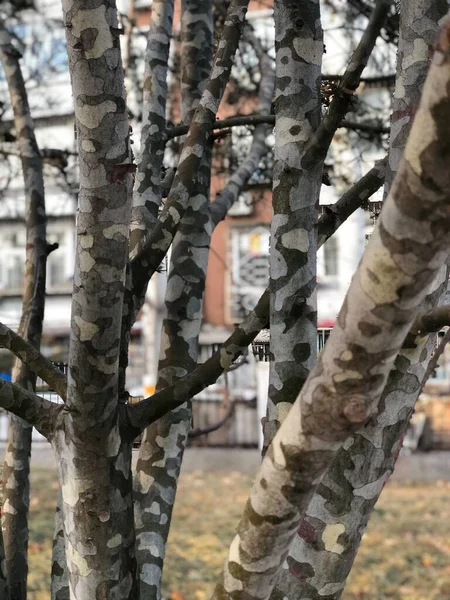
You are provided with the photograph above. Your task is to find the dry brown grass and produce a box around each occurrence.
[2,467,450,600]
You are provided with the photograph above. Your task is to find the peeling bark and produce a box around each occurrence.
[270,269,448,600]
[264,0,323,454]
[50,495,69,600]
[126,0,249,335]
[127,160,385,432]
[56,1,137,598]
[134,2,213,597]
[130,0,175,256]
[0,322,67,400]
[385,0,448,193]
[0,23,49,600]
[211,19,450,599]
[209,27,275,227]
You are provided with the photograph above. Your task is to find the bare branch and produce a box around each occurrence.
[0,19,50,594]
[209,26,275,227]
[129,0,175,256]
[302,0,392,170]
[125,159,386,432]
[188,402,235,438]
[167,114,390,140]
[0,322,67,400]
[134,1,214,596]
[0,378,60,438]
[318,156,386,246]
[123,0,250,359]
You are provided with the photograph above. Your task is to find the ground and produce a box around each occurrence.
[2,448,450,600]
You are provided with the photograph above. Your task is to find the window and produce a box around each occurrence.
[6,255,25,289]
[228,225,270,321]
[324,236,339,277]
[48,253,66,287]
[47,230,70,288]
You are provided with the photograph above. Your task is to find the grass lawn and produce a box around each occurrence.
[3,468,450,600]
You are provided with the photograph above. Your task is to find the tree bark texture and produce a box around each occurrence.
[212,18,450,600]
[385,0,448,193]
[273,4,447,594]
[265,0,323,453]
[119,0,174,396]
[209,27,275,227]
[0,23,48,600]
[270,268,448,600]
[264,0,391,454]
[55,1,136,597]
[274,5,449,596]
[51,495,70,600]
[120,0,249,396]
[127,0,250,327]
[134,2,213,597]
[127,160,386,431]
[130,0,174,256]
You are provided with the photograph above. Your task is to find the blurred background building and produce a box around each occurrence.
[5,0,446,449]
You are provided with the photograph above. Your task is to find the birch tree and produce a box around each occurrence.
[2,1,450,600]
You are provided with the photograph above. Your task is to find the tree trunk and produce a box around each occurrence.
[212,17,450,597]
[264,0,323,453]
[134,3,213,596]
[270,268,448,600]
[56,1,136,597]
[0,23,48,600]
[270,2,447,597]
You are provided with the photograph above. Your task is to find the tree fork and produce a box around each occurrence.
[212,15,450,599]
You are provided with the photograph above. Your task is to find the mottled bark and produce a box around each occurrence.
[0,525,8,600]
[0,23,48,600]
[130,0,174,256]
[127,160,385,432]
[134,2,213,597]
[119,0,248,395]
[272,5,449,598]
[50,495,69,600]
[0,322,67,400]
[126,0,249,333]
[211,19,450,600]
[385,0,447,193]
[209,27,275,226]
[0,377,58,436]
[180,0,214,123]
[271,269,448,600]
[56,1,136,598]
[264,0,323,454]
[119,0,175,395]
[302,0,391,170]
